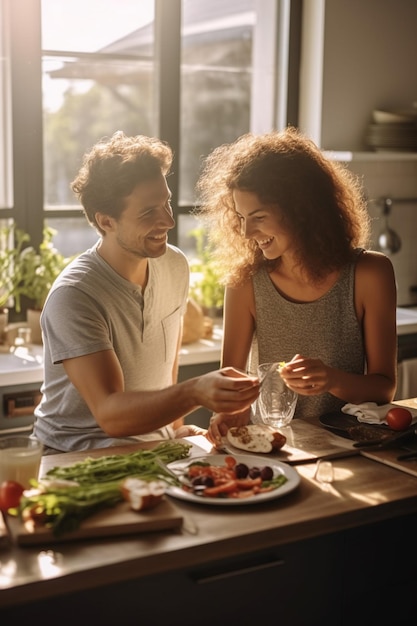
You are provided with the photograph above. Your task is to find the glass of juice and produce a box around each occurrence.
[0,436,43,488]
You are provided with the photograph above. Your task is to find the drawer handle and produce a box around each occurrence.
[192,557,285,584]
[5,392,42,417]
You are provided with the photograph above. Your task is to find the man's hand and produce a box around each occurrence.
[193,367,259,416]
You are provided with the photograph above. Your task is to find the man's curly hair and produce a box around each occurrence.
[71,131,173,235]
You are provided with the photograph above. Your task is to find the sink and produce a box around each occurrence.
[0,346,43,386]
[397,307,417,336]
[397,307,417,323]
[0,350,42,372]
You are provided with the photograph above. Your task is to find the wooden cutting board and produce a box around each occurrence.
[276,418,417,477]
[361,447,417,478]
[5,496,183,546]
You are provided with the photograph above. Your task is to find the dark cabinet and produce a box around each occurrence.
[3,514,416,625]
[1,536,343,626]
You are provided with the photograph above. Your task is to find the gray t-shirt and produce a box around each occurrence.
[33,242,189,453]
[250,252,365,422]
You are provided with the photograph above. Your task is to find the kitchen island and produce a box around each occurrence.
[1,416,417,625]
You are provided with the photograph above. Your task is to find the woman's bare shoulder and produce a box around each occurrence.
[355,249,396,307]
[356,249,395,276]
[225,279,256,314]
[226,278,254,297]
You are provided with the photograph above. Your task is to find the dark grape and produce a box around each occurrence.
[260,466,274,481]
[192,475,214,487]
[235,463,249,478]
[248,466,261,479]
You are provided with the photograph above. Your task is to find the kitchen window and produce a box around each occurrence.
[0,0,12,212]
[0,0,300,301]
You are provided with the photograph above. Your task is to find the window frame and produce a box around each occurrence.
[1,0,301,251]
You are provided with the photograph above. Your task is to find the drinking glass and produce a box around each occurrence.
[257,362,298,428]
[314,460,334,484]
[0,436,43,488]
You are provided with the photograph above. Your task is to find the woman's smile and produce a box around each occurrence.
[256,236,274,250]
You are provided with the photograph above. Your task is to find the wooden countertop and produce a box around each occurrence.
[178,321,222,365]
[1,419,417,608]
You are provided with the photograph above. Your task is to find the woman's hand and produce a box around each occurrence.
[279,354,331,395]
[206,408,251,447]
[174,424,207,438]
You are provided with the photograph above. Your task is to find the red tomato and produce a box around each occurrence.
[0,480,25,512]
[386,407,413,431]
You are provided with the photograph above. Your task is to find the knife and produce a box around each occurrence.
[396,450,417,461]
[285,448,361,465]
[285,441,417,466]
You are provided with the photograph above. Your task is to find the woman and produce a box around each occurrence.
[195,127,397,444]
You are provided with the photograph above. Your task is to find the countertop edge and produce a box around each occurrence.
[1,485,416,608]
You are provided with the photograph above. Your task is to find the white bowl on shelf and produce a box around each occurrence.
[372,109,416,124]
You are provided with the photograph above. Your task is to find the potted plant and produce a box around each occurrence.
[0,227,29,309]
[15,227,73,310]
[188,226,224,318]
[0,226,74,343]
[0,227,31,344]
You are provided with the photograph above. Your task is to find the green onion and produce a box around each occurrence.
[15,441,192,537]
[46,441,192,484]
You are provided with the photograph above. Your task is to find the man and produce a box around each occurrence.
[32,131,259,454]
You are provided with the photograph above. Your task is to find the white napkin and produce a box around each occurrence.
[342,402,417,425]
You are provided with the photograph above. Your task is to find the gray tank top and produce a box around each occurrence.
[250,253,364,421]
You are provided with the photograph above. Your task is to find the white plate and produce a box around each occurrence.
[165,454,300,506]
[220,435,286,457]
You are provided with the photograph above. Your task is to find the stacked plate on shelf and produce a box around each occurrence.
[365,108,417,152]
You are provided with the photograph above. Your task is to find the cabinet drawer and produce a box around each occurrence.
[2,536,342,626]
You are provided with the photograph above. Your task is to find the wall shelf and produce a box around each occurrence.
[324,151,417,163]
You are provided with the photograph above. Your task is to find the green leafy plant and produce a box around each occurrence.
[0,227,30,310]
[0,226,74,313]
[188,226,224,312]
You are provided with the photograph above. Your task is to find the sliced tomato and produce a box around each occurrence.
[0,480,25,512]
[187,465,235,482]
[203,480,238,497]
[224,455,237,469]
[235,477,262,490]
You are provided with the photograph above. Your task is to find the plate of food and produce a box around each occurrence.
[165,453,300,506]
[221,424,288,455]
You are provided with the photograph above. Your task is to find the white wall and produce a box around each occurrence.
[299,0,417,307]
[321,0,417,152]
[347,157,417,307]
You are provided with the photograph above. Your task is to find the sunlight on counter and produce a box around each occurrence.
[179,324,222,366]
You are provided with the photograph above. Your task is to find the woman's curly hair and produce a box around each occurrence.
[195,127,370,287]
[71,131,173,235]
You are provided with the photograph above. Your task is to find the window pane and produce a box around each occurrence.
[41,0,155,208]
[177,0,289,252]
[179,0,255,205]
[0,0,12,209]
[46,217,99,257]
[177,213,202,258]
